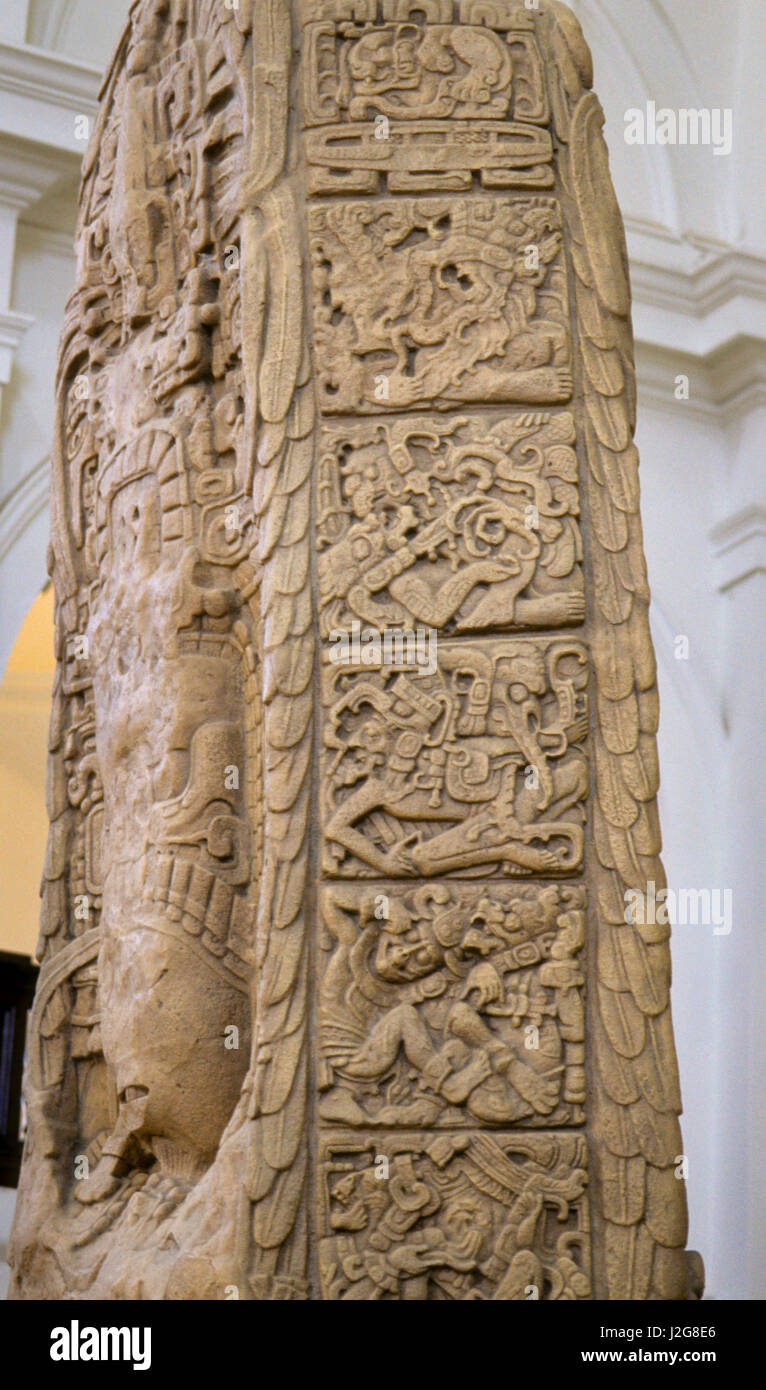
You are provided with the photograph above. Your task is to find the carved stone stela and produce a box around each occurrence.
[9,0,702,1301]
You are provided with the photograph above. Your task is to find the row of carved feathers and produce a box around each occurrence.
[546,1,690,1299]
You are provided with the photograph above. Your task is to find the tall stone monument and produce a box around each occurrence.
[9,0,703,1300]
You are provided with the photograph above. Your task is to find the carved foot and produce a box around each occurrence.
[75,1087,150,1204]
[319,1089,369,1126]
[75,1153,126,1205]
[376,1097,444,1125]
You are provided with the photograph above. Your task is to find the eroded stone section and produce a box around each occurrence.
[317,410,584,637]
[318,1130,591,1299]
[309,196,572,412]
[15,0,260,1249]
[321,638,589,878]
[318,882,586,1128]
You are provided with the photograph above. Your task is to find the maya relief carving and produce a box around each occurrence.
[317,410,584,637]
[319,883,586,1129]
[322,640,589,879]
[310,196,572,413]
[318,1132,590,1300]
[10,0,700,1302]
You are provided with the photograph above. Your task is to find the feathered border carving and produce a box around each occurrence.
[542,0,697,1300]
[240,0,315,1298]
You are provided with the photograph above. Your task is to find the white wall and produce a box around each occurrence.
[569,0,766,1299]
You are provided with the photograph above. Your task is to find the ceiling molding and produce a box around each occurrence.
[0,307,34,395]
[626,219,766,419]
[628,226,766,320]
[635,337,766,425]
[19,222,75,258]
[0,39,100,111]
[0,135,75,210]
[635,344,716,422]
[0,39,100,155]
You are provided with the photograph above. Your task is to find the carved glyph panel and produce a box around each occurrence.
[302,20,548,124]
[317,410,584,637]
[318,1130,591,1299]
[305,121,554,197]
[321,637,589,878]
[301,6,551,192]
[318,881,586,1129]
[309,196,572,413]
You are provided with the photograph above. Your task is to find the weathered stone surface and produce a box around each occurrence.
[9,0,702,1301]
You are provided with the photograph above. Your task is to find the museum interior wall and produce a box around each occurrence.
[0,0,764,1298]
